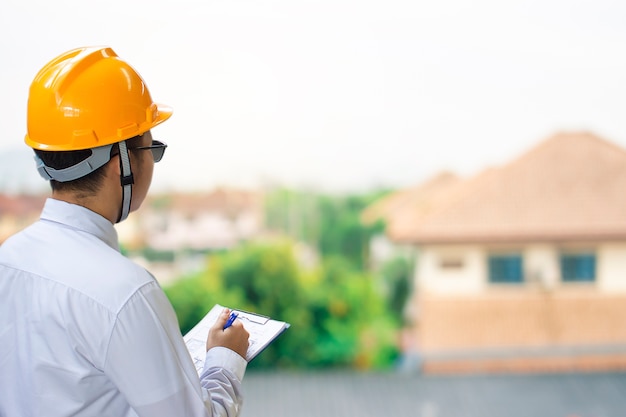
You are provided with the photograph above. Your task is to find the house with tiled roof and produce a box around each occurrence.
[114,187,265,283]
[0,194,46,244]
[116,187,264,253]
[366,131,626,373]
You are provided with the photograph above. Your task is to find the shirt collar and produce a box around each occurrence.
[40,198,120,251]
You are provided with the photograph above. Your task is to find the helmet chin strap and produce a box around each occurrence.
[117,140,134,223]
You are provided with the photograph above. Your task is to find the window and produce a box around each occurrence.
[488,254,523,284]
[560,252,596,283]
[440,257,464,269]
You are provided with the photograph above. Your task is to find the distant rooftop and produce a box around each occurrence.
[371,131,626,244]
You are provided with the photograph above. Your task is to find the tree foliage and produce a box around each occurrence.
[263,188,388,270]
[378,255,414,325]
[164,239,399,370]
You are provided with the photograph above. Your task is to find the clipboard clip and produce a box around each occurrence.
[233,310,270,325]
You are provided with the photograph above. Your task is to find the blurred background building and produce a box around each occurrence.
[364,131,626,373]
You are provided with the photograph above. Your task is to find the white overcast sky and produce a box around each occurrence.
[2,0,626,194]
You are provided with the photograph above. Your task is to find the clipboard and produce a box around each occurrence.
[183,304,290,373]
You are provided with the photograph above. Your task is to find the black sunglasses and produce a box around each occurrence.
[132,140,168,163]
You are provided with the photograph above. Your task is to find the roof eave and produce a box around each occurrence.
[390,231,626,245]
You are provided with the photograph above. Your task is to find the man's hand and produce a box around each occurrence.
[206,309,250,360]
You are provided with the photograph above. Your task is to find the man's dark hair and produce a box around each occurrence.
[33,135,146,195]
[34,148,111,195]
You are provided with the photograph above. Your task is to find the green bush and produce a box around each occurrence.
[164,239,400,369]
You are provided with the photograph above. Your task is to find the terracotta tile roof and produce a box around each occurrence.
[146,187,262,216]
[0,194,46,217]
[361,171,460,225]
[385,131,626,243]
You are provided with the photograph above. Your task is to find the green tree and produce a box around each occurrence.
[263,188,387,270]
[308,256,399,368]
[217,240,316,368]
[164,239,400,370]
[378,256,414,325]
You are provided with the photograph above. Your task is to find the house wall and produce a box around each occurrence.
[415,291,626,373]
[415,245,485,294]
[416,242,626,295]
[598,243,626,293]
[524,244,559,289]
[412,241,626,373]
[416,244,560,294]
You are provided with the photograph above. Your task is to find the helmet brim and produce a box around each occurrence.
[151,103,173,129]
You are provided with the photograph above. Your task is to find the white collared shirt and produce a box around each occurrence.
[0,198,247,417]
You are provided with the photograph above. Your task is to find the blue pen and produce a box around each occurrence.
[223,311,238,330]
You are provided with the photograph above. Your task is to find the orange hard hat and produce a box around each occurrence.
[25,46,172,151]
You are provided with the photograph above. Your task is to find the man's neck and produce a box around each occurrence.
[51,191,118,224]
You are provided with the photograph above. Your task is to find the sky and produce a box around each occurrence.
[2,0,626,194]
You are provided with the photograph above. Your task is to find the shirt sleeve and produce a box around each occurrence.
[103,281,247,417]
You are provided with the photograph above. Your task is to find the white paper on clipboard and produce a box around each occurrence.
[183,304,290,374]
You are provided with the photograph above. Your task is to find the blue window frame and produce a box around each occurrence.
[488,254,523,284]
[560,253,596,282]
